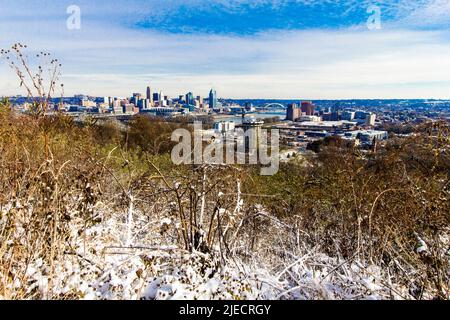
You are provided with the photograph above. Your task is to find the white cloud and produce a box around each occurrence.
[397,0,450,27]
[1,1,450,98]
[51,28,450,98]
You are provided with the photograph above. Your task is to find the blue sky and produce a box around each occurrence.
[1,0,450,98]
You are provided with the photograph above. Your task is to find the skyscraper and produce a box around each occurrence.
[146,86,151,100]
[186,92,195,105]
[301,101,315,116]
[209,89,217,110]
[131,93,141,107]
[137,98,149,110]
[286,103,301,121]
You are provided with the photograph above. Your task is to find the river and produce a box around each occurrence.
[213,112,286,124]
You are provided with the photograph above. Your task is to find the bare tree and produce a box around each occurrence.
[1,43,63,116]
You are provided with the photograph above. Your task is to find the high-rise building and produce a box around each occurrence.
[137,98,151,110]
[112,99,122,114]
[353,111,376,126]
[322,111,341,121]
[366,113,377,126]
[286,103,301,121]
[301,101,315,116]
[242,118,264,155]
[153,93,160,102]
[209,89,217,110]
[196,95,203,107]
[342,111,355,121]
[130,93,140,106]
[146,86,152,100]
[186,92,195,105]
[355,111,370,120]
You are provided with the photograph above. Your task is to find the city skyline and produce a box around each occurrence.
[1,0,450,99]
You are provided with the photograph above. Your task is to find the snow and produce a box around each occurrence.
[0,201,442,300]
[416,235,428,254]
[160,218,172,226]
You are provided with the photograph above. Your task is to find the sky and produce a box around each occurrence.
[1,0,450,99]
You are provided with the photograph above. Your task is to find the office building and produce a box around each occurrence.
[354,111,376,126]
[209,89,218,110]
[186,92,195,106]
[137,98,151,110]
[301,101,315,116]
[342,111,355,121]
[355,111,371,120]
[366,113,377,126]
[123,104,135,114]
[286,103,301,121]
[112,99,122,114]
[196,96,203,107]
[323,111,341,121]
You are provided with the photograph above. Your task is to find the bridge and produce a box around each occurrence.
[262,103,287,109]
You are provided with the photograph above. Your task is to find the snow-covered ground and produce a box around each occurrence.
[1,202,428,300]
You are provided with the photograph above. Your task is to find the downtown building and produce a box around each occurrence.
[301,101,316,116]
[286,103,301,121]
[209,89,218,110]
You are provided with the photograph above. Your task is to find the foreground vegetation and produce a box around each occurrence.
[0,98,448,299]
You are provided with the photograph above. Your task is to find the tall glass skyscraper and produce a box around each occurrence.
[186,92,195,105]
[209,89,217,109]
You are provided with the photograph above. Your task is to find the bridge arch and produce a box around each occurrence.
[263,103,287,109]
